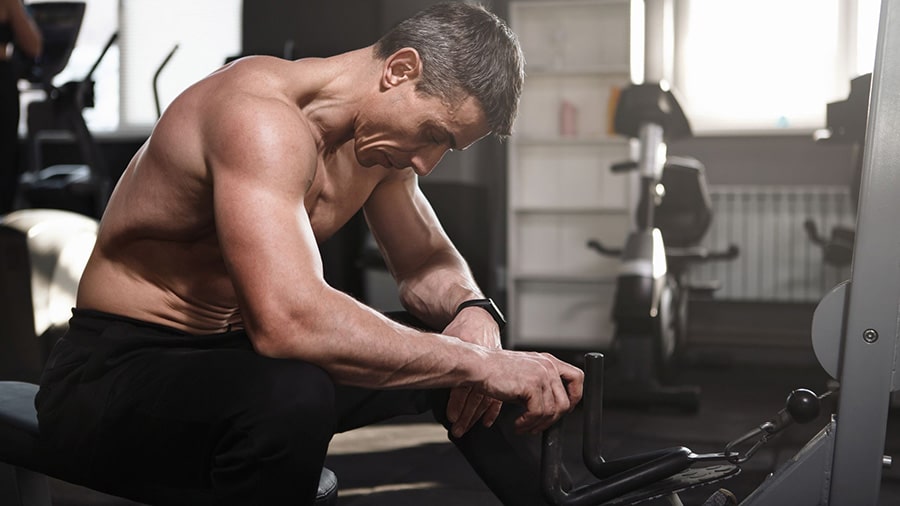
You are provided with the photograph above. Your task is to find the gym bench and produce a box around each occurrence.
[0,381,339,505]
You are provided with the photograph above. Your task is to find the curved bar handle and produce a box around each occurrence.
[542,353,695,505]
[543,421,692,506]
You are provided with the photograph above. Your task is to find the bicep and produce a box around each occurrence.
[213,166,324,305]
[209,112,326,339]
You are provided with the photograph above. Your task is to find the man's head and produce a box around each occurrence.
[374,2,525,139]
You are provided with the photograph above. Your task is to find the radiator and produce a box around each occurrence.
[687,185,856,302]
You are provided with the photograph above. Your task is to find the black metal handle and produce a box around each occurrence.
[154,44,180,118]
[541,353,694,505]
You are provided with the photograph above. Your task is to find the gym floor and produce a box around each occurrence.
[46,355,900,505]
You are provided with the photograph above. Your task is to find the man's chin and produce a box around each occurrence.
[355,151,387,168]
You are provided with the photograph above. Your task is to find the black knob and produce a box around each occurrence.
[786,389,820,424]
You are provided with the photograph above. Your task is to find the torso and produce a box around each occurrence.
[76,56,392,333]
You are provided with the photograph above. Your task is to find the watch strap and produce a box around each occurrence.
[455,298,506,331]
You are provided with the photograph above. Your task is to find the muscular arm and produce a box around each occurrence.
[208,100,484,390]
[364,171,495,333]
[365,170,504,435]
[204,93,581,434]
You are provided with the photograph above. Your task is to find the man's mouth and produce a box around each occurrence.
[380,151,393,168]
[384,153,405,170]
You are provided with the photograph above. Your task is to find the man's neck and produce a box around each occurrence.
[294,47,379,155]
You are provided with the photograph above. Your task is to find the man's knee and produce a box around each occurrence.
[207,361,337,503]
[228,360,337,455]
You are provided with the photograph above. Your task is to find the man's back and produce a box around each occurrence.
[77,56,335,334]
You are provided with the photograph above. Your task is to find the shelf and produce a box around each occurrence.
[511,0,632,77]
[510,142,633,210]
[511,279,617,350]
[512,273,616,284]
[517,75,624,139]
[510,206,628,215]
[507,0,637,351]
[524,66,631,77]
[512,137,627,146]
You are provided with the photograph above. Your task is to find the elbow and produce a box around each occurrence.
[249,329,289,358]
[247,318,299,359]
[244,306,323,360]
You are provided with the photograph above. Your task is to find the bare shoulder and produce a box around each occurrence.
[207,60,315,156]
[178,58,319,191]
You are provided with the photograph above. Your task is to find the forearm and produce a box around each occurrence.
[248,283,488,390]
[396,247,484,329]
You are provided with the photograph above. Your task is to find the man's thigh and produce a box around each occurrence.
[42,339,334,499]
[334,384,438,433]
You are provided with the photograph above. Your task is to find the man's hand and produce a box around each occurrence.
[476,350,584,435]
[443,306,503,438]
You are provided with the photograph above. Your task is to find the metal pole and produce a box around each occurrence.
[829,0,900,503]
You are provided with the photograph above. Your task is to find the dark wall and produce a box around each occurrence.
[242,1,382,59]
[670,135,856,187]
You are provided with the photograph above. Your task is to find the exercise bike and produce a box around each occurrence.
[804,72,871,269]
[544,2,900,502]
[15,1,117,220]
[587,83,737,412]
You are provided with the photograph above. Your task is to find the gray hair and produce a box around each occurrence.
[374,2,524,138]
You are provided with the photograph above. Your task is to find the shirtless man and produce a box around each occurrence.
[36,4,583,505]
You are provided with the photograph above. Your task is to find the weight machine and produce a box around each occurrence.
[16,2,116,220]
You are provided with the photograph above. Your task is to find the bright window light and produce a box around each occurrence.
[20,0,241,134]
[674,0,876,134]
[21,0,119,133]
[856,0,882,75]
[119,0,241,128]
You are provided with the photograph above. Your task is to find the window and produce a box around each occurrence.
[671,0,881,134]
[20,0,241,133]
[119,0,241,129]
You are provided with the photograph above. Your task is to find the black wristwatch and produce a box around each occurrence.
[455,298,506,331]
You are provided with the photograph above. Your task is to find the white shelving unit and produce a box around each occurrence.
[507,0,640,350]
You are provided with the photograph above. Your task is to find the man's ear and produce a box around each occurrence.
[382,47,422,89]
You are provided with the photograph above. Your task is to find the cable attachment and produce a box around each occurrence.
[723,388,827,464]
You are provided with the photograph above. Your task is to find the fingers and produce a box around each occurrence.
[449,386,481,437]
[481,397,502,428]
[448,386,501,437]
[513,353,585,435]
[558,361,585,408]
[446,386,466,425]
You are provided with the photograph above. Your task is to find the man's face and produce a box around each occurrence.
[354,88,490,176]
